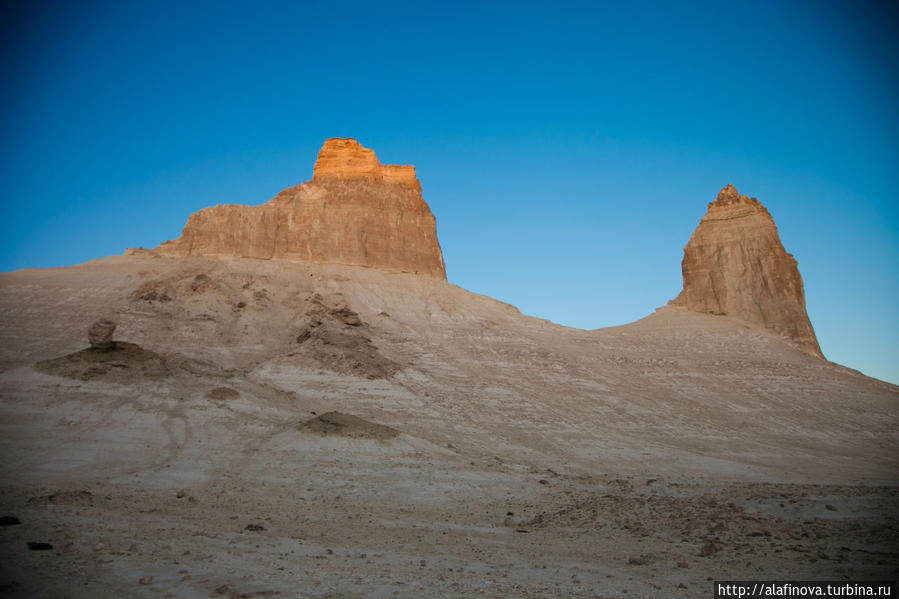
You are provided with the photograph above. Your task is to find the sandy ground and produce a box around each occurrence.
[0,255,896,598]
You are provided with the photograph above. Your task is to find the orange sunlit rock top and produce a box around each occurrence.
[313,138,420,189]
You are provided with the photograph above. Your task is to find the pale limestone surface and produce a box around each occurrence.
[0,255,895,598]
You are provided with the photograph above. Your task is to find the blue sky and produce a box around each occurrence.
[2,0,897,383]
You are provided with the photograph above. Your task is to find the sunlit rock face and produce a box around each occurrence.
[153,138,446,279]
[312,138,420,189]
[670,184,822,357]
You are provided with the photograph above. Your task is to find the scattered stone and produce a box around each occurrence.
[299,411,399,440]
[825,504,838,511]
[700,541,722,557]
[176,489,187,499]
[88,319,116,349]
[214,584,230,595]
[0,516,21,526]
[330,307,362,326]
[188,273,213,292]
[207,387,239,400]
[27,542,53,551]
[676,561,690,569]
[627,556,650,566]
[139,576,153,585]
[131,281,173,302]
[244,524,266,532]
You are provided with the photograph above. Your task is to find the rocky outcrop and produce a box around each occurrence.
[152,139,445,279]
[313,138,420,189]
[670,184,822,356]
[88,319,116,349]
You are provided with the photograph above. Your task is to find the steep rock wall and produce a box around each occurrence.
[670,184,821,356]
[153,139,445,278]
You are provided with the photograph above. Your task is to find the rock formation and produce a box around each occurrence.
[670,184,822,356]
[152,139,446,279]
[87,319,116,349]
[312,138,420,188]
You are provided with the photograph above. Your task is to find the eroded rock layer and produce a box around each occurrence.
[670,184,822,356]
[313,138,420,188]
[153,139,445,278]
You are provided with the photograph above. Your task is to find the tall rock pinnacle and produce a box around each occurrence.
[670,184,822,356]
[152,138,446,279]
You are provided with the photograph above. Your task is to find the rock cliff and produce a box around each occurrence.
[313,138,420,189]
[670,184,822,356]
[152,139,445,279]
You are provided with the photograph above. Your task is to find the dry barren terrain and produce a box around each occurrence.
[1,255,896,597]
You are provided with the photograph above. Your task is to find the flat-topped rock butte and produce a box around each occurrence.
[151,138,445,279]
[150,141,820,356]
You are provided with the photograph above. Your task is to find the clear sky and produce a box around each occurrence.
[2,1,897,384]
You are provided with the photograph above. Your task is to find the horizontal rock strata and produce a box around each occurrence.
[153,139,445,279]
[313,138,420,189]
[671,184,822,356]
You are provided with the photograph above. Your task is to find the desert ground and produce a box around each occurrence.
[0,255,896,598]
